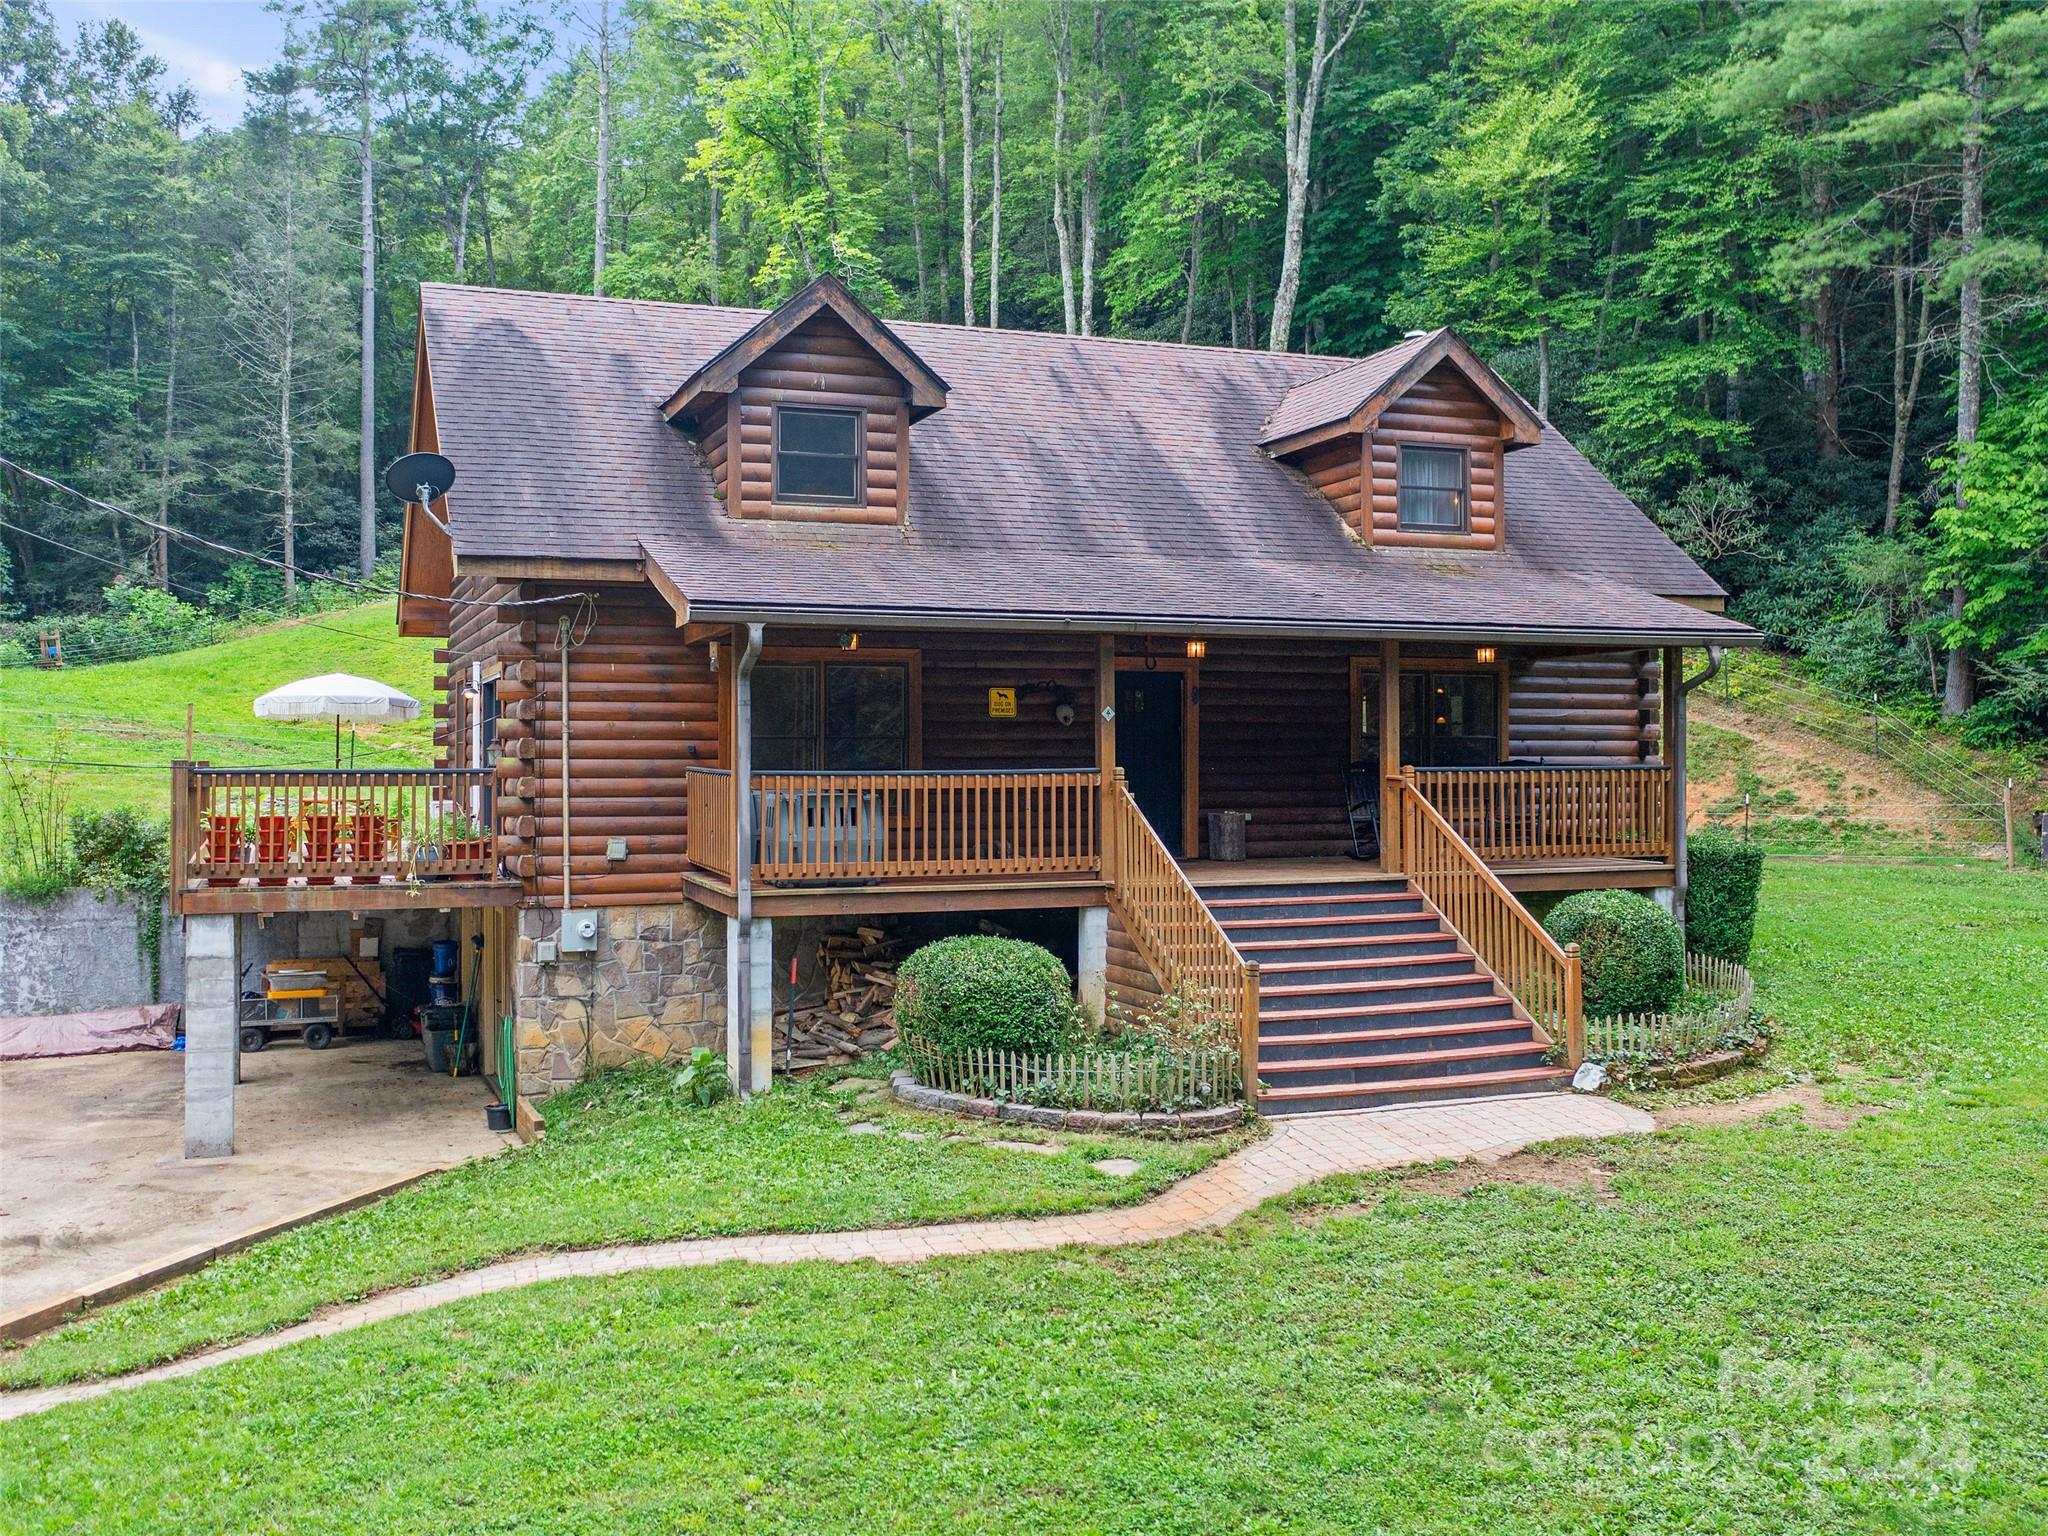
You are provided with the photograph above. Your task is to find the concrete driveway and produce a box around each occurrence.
[0,1038,514,1319]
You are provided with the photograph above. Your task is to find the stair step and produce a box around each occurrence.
[1235,932,1460,957]
[1258,1040,1554,1087]
[1260,993,1520,1027]
[1258,1016,1539,1055]
[1254,954,1478,987]
[1224,913,1442,938]
[1255,1065,1570,1114]
[1206,894,1425,922]
[1262,973,1495,1005]
[1192,880,1408,901]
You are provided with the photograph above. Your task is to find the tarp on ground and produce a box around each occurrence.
[0,1003,179,1060]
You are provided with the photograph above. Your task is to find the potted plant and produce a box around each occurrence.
[440,810,490,868]
[299,802,340,867]
[253,798,294,866]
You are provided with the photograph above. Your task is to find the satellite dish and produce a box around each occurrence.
[384,451,456,505]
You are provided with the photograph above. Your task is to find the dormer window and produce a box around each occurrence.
[1396,445,1468,534]
[774,406,863,506]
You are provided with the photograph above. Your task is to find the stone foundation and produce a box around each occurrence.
[512,902,726,1099]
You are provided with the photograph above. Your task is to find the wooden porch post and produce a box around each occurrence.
[1379,638,1402,870]
[1096,635,1117,880]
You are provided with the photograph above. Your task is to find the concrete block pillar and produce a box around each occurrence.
[747,917,773,1094]
[724,914,774,1095]
[1077,905,1109,1025]
[183,912,240,1158]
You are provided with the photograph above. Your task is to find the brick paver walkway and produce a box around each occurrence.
[0,1092,1649,1422]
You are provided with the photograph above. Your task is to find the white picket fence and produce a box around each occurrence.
[903,1036,1242,1108]
[1583,953,1755,1063]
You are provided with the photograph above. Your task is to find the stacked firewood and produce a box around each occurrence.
[782,927,901,1069]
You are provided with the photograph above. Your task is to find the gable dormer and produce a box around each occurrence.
[1260,328,1542,553]
[662,275,948,527]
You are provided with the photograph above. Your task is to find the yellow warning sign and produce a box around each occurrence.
[988,686,1017,719]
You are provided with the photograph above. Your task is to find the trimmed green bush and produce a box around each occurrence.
[1543,888,1684,1015]
[1687,825,1765,962]
[896,935,1078,1054]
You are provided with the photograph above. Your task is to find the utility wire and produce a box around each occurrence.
[1,455,590,612]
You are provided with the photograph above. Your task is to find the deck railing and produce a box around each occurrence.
[684,767,736,880]
[1390,768,1584,1066]
[1411,764,1672,863]
[176,763,496,886]
[689,768,1103,882]
[1104,770,1262,1101]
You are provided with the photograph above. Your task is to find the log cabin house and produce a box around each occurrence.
[170,274,1757,1148]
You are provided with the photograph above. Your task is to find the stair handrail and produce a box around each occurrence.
[1103,770,1261,1101]
[1389,767,1584,1066]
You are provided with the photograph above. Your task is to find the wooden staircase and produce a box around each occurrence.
[1195,876,1571,1114]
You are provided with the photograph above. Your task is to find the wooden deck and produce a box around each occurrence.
[1178,853,1671,893]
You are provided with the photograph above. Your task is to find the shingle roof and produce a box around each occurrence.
[419,284,1749,645]
[1257,329,1437,444]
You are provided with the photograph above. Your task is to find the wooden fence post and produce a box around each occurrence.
[1563,942,1585,1068]
[2004,779,2016,868]
[1240,961,1261,1104]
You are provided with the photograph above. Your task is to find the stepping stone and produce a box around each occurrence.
[897,1130,928,1142]
[987,1138,1062,1156]
[845,1121,886,1135]
[1091,1158,1143,1178]
[831,1078,883,1095]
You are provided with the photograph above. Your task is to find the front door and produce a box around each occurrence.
[1116,670,1184,854]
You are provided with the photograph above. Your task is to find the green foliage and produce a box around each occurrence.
[0,753,73,902]
[1544,888,1683,1015]
[1686,824,1766,965]
[672,1046,731,1108]
[68,806,171,996]
[896,935,1077,1055]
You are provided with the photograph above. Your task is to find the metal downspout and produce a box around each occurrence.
[1674,645,1725,927]
[732,622,764,1094]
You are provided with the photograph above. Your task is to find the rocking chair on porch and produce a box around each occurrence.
[1344,762,1381,860]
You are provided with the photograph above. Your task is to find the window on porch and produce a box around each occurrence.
[753,660,910,770]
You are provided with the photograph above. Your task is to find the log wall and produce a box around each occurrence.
[726,313,911,524]
[1194,638,1354,858]
[1365,362,1504,550]
[434,574,517,770]
[492,583,717,904]
[1507,650,1661,764]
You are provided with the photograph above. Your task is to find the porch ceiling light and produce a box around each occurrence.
[1474,646,1497,664]
[1185,639,1207,659]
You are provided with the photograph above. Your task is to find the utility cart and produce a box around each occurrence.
[238,969,342,1052]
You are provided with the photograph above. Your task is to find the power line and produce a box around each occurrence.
[2,455,589,613]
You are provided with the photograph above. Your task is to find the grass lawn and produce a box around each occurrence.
[0,1071,1233,1390]
[3,858,2044,1533]
[0,603,437,815]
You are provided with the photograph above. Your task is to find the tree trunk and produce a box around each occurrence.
[1079,1,1102,336]
[1536,330,1550,418]
[1268,0,1360,352]
[281,334,298,603]
[1945,2,1984,718]
[153,292,178,588]
[357,38,376,580]
[933,18,952,320]
[451,181,472,282]
[988,18,1002,328]
[952,0,975,326]
[877,17,926,316]
[1048,0,1077,333]
[482,190,498,285]
[708,181,721,304]
[1885,267,1930,537]
[593,0,612,298]
[1181,131,1205,345]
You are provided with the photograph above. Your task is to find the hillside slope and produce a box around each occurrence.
[0,604,439,816]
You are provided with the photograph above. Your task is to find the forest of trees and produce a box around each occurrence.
[2,0,2045,742]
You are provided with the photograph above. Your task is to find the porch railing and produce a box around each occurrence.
[1390,769,1584,1066]
[1104,770,1262,1101]
[688,768,1103,882]
[685,767,736,880]
[1411,764,1672,863]
[175,763,496,886]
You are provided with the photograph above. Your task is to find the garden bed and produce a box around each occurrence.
[889,1069,1246,1136]
[1584,953,1767,1087]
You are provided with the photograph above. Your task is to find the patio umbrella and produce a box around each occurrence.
[253,673,421,767]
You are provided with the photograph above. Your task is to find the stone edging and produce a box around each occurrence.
[0,1164,452,1344]
[1634,1035,1771,1088]
[889,1070,1245,1136]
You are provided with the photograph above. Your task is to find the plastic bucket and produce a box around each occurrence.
[431,939,461,976]
[429,980,461,1007]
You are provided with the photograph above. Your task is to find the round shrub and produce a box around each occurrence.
[1686,825,1765,963]
[1543,889,1684,1016]
[895,935,1076,1054]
